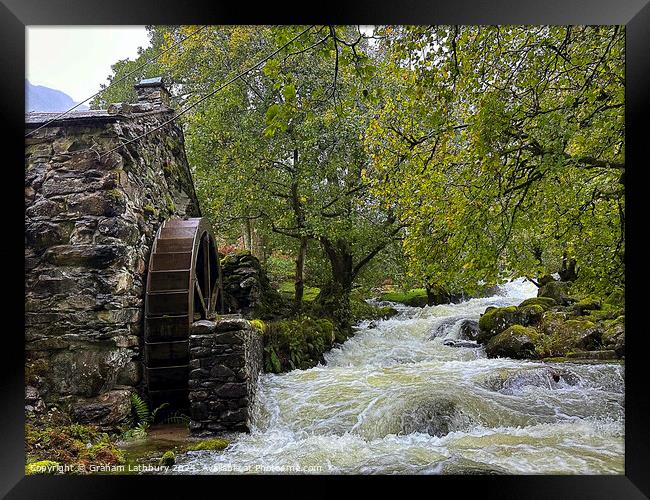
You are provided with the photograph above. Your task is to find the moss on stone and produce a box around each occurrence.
[537,315,602,358]
[106,188,124,203]
[572,296,602,315]
[537,280,573,305]
[188,438,230,451]
[485,325,541,359]
[262,317,337,373]
[164,194,176,213]
[143,203,157,216]
[25,460,60,475]
[159,450,175,466]
[477,306,521,343]
[249,319,267,333]
[518,297,557,310]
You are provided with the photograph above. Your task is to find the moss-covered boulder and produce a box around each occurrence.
[188,438,230,451]
[263,317,337,373]
[518,297,557,310]
[601,315,625,357]
[485,325,541,359]
[536,313,602,358]
[518,304,545,324]
[571,296,602,316]
[537,280,573,306]
[477,306,519,342]
[159,450,175,466]
[477,304,543,343]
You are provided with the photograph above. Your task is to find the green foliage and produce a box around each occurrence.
[266,254,295,285]
[26,422,125,471]
[97,24,625,308]
[263,317,336,372]
[126,393,170,440]
[380,288,428,307]
[367,25,624,296]
[278,281,320,302]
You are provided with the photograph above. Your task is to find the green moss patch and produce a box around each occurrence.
[25,460,60,475]
[159,450,175,466]
[263,317,337,373]
[188,438,230,451]
[485,325,541,359]
[26,421,125,473]
[518,297,557,310]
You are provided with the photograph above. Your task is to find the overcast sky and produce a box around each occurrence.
[26,26,151,102]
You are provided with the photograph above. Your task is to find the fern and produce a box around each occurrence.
[164,411,191,426]
[150,402,170,424]
[133,422,149,439]
[130,393,151,424]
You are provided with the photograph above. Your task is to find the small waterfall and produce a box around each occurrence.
[174,278,624,475]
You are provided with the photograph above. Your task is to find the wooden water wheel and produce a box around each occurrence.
[144,218,223,409]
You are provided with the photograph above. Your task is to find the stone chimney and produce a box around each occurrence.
[134,76,171,108]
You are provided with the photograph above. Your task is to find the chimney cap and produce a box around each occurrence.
[134,76,165,88]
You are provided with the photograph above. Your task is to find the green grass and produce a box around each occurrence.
[278,281,320,302]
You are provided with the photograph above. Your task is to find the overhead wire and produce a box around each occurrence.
[98,25,316,160]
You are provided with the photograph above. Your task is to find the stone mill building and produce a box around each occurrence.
[25,79,264,432]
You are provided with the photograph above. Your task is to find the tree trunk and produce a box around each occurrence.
[250,224,265,263]
[559,253,578,282]
[316,237,354,336]
[425,282,450,306]
[242,218,252,252]
[294,236,308,310]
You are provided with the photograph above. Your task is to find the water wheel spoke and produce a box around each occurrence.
[194,279,208,317]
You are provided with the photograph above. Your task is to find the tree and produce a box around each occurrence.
[149,25,404,330]
[366,25,624,295]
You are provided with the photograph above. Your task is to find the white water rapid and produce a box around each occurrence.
[174,278,624,474]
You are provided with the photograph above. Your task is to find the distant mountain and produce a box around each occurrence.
[25,80,89,113]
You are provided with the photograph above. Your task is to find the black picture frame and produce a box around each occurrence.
[3,1,648,497]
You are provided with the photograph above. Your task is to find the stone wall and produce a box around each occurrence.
[25,81,200,427]
[188,317,263,435]
[220,252,287,319]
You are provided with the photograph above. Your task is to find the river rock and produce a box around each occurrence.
[71,388,132,430]
[518,297,557,310]
[571,296,602,316]
[478,306,538,343]
[601,315,625,357]
[485,325,541,359]
[443,339,479,348]
[537,280,573,306]
[459,319,480,340]
[400,397,474,437]
[538,314,602,356]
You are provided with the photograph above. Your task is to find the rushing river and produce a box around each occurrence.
[174,278,624,474]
